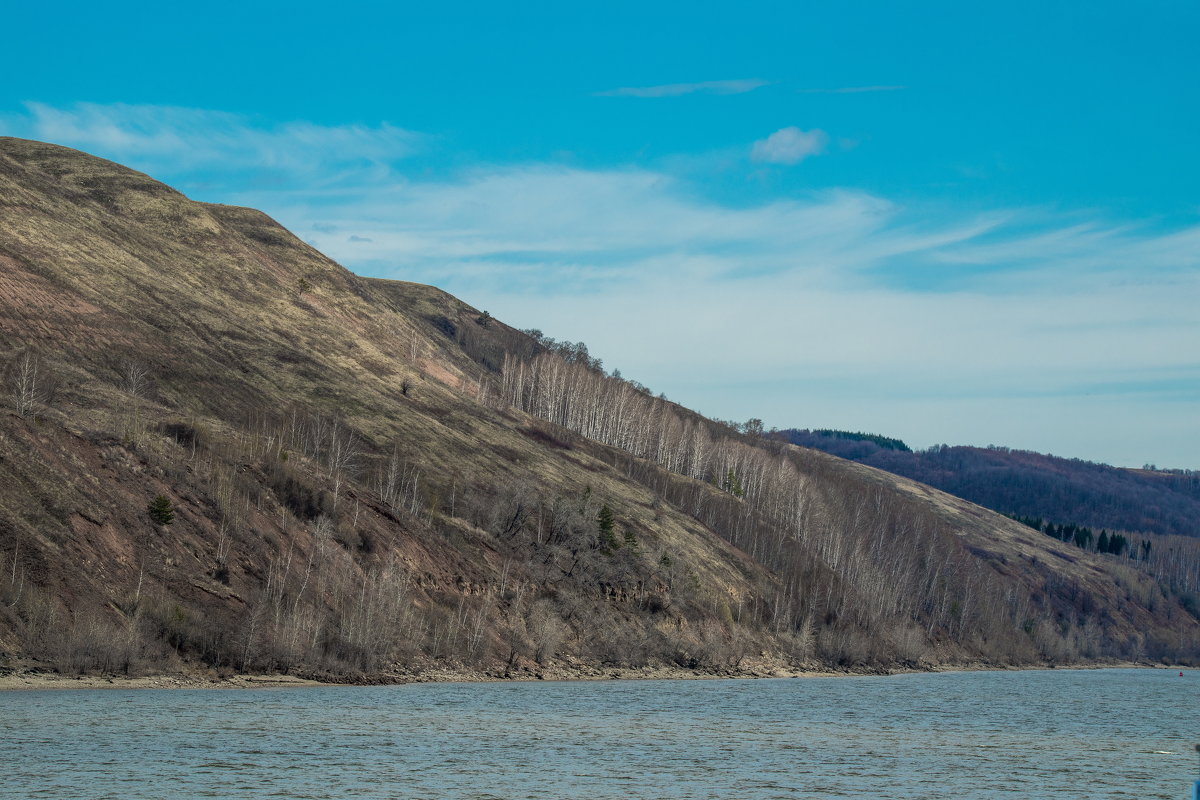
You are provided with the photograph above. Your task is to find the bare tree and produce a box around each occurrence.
[7,349,43,417]
[325,418,360,509]
[527,598,566,664]
[122,360,151,398]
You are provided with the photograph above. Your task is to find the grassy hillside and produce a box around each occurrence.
[1,137,1196,679]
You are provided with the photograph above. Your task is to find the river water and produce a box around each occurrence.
[1,668,1195,799]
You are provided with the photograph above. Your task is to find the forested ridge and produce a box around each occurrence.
[1,137,1197,682]
[778,429,1200,539]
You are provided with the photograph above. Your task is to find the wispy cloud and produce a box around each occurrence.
[750,126,828,164]
[797,85,906,94]
[251,163,1199,466]
[4,101,1194,466]
[0,102,420,180]
[596,79,770,98]
[270,165,1195,307]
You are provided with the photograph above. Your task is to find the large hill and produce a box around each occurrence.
[1,137,1197,680]
[778,429,1200,539]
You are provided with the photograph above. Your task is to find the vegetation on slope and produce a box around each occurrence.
[1,137,1197,680]
[778,429,1200,612]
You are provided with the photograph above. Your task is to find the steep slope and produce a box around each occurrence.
[0,138,787,676]
[0,137,1196,679]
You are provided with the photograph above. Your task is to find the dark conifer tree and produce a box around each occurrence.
[597,504,619,552]
[148,494,175,525]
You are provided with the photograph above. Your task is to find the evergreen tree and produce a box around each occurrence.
[723,468,744,498]
[597,504,619,552]
[1073,528,1092,550]
[148,494,175,525]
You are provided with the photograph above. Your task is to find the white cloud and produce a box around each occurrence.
[0,102,419,177]
[750,126,828,164]
[252,164,1199,467]
[596,79,770,98]
[4,101,1195,466]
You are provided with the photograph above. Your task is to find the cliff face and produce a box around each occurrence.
[0,137,1195,678]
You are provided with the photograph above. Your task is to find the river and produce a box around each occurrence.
[1,668,1194,799]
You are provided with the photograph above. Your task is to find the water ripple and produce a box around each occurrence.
[0,669,1194,799]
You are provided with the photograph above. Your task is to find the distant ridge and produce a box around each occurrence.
[808,429,911,452]
[777,429,1200,539]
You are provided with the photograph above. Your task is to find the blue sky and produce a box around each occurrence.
[3,1,1198,468]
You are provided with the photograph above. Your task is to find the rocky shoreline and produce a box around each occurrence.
[0,658,1163,691]
[0,664,831,691]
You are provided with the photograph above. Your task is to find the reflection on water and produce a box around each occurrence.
[1,668,1193,799]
